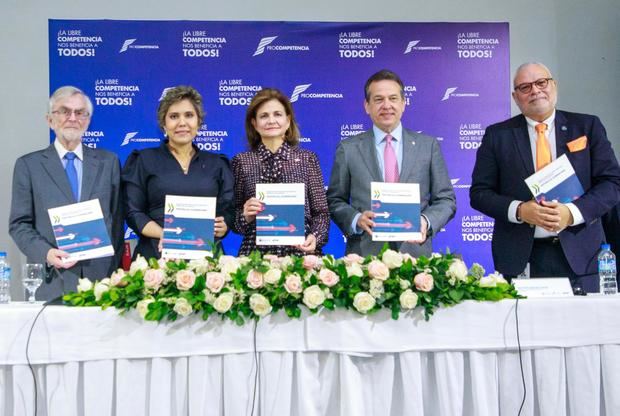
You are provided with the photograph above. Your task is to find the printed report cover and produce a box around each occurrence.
[371,182,421,241]
[255,183,305,246]
[162,195,216,259]
[525,154,584,203]
[48,199,114,261]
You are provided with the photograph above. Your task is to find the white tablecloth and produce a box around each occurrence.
[1,297,620,415]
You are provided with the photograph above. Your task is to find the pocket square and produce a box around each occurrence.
[567,135,587,152]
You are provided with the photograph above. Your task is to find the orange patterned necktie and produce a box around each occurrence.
[535,123,551,170]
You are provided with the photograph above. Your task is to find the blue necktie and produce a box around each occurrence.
[64,152,79,202]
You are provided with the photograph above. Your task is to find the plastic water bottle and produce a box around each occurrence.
[0,252,11,304]
[598,244,618,295]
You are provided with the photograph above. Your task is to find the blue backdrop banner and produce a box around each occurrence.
[49,20,510,272]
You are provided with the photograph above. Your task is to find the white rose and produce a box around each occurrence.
[346,263,364,277]
[431,252,442,259]
[221,260,240,277]
[382,249,403,269]
[399,289,418,310]
[447,259,469,282]
[279,256,293,269]
[173,298,193,317]
[402,253,416,265]
[129,255,149,274]
[77,278,93,293]
[399,278,411,290]
[353,292,376,314]
[136,298,155,319]
[490,272,508,284]
[188,258,211,275]
[213,292,234,313]
[367,260,390,281]
[303,285,326,309]
[478,276,496,288]
[94,281,110,301]
[249,294,272,317]
[264,268,282,284]
[206,272,226,293]
[369,279,384,299]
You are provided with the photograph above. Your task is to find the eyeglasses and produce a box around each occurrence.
[514,78,553,94]
[51,107,91,120]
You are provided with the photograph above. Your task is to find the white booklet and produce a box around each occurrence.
[256,183,305,246]
[370,182,421,241]
[524,154,584,203]
[162,195,216,259]
[48,199,114,262]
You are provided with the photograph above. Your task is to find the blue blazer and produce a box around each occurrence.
[470,110,620,279]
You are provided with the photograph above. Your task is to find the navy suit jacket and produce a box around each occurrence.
[9,144,123,300]
[470,110,620,278]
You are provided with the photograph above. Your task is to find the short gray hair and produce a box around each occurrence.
[48,86,94,116]
[513,62,554,87]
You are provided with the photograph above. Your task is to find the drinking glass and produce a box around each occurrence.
[23,263,44,303]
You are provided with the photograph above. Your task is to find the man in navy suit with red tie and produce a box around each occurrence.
[470,62,620,292]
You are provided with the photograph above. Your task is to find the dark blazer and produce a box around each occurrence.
[470,110,620,280]
[327,128,456,257]
[9,144,123,300]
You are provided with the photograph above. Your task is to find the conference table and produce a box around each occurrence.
[1,297,619,416]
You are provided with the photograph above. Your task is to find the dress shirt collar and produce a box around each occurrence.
[524,110,556,131]
[373,123,403,145]
[54,139,83,161]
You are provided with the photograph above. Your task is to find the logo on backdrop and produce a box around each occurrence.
[450,178,471,189]
[404,40,442,54]
[460,214,494,242]
[94,79,140,106]
[340,123,367,141]
[403,84,417,106]
[338,31,382,59]
[252,36,309,56]
[82,130,104,149]
[56,29,103,57]
[441,87,480,101]
[119,39,159,53]
[456,31,500,59]
[120,131,160,147]
[458,123,485,150]
[182,30,226,58]
[290,84,343,103]
[194,126,227,152]
[218,79,262,106]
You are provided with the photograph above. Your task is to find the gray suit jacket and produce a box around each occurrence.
[9,144,123,300]
[327,128,456,257]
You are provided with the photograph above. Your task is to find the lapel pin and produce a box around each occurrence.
[561,126,567,131]
[411,141,416,146]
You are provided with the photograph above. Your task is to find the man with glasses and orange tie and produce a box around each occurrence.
[470,62,620,292]
[9,86,123,300]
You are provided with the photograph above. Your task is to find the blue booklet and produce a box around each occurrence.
[525,154,584,203]
[255,183,305,246]
[48,199,114,262]
[162,195,215,259]
[371,182,421,241]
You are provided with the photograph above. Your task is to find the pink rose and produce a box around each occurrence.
[343,253,364,266]
[367,260,390,281]
[263,254,278,262]
[414,272,434,292]
[284,274,303,294]
[206,272,226,293]
[143,269,165,290]
[176,270,197,291]
[302,255,321,270]
[246,269,264,289]
[110,268,128,287]
[318,268,339,287]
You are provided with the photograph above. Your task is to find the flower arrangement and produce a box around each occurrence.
[64,248,522,324]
